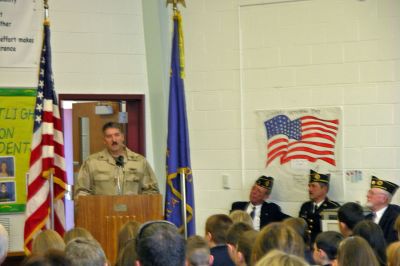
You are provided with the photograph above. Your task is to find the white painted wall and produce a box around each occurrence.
[181,0,400,234]
[1,0,399,238]
[50,0,155,165]
[0,0,155,167]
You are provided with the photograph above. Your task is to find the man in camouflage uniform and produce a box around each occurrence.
[75,122,159,198]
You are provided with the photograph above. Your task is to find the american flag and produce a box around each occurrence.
[23,21,67,254]
[264,115,339,166]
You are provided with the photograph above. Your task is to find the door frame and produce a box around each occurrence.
[59,94,146,155]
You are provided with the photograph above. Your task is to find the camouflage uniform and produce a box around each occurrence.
[75,148,159,197]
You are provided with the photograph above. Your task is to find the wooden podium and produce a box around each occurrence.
[75,194,163,264]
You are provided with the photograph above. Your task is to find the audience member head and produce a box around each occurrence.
[65,237,107,266]
[32,230,65,255]
[283,217,310,248]
[117,221,141,255]
[353,220,387,266]
[334,236,379,266]
[255,249,309,266]
[249,176,274,205]
[135,220,185,266]
[226,222,254,262]
[186,235,212,266]
[366,176,399,212]
[45,249,71,266]
[63,227,94,244]
[205,214,233,247]
[387,241,400,266]
[22,250,71,266]
[0,224,8,265]
[21,255,51,266]
[313,231,343,266]
[235,230,258,266]
[337,202,364,237]
[229,210,253,228]
[308,170,330,203]
[116,238,137,266]
[226,222,253,246]
[252,222,304,264]
[395,215,400,240]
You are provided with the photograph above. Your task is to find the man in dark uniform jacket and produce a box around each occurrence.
[230,176,290,230]
[365,176,400,244]
[299,170,340,245]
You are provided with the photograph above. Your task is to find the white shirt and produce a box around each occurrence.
[373,206,388,224]
[246,203,262,230]
[312,201,324,213]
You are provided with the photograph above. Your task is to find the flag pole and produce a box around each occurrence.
[180,168,188,238]
[44,0,49,20]
[49,173,54,230]
[43,0,54,231]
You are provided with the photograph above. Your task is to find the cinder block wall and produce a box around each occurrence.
[1,0,399,236]
[182,0,400,234]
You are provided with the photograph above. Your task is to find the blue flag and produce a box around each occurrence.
[164,12,195,236]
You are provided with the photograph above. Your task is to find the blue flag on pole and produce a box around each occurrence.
[164,11,195,236]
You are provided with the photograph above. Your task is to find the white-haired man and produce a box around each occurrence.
[365,176,400,244]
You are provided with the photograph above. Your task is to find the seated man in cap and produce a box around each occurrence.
[365,176,400,244]
[299,170,340,245]
[230,176,290,230]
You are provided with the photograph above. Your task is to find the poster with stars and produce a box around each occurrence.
[0,88,36,212]
[256,107,344,202]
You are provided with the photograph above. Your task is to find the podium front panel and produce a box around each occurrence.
[75,194,163,264]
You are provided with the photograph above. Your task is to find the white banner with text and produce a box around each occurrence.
[0,0,41,67]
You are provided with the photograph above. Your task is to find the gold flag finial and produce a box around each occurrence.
[166,0,186,8]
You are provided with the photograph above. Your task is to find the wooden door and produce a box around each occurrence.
[72,102,120,173]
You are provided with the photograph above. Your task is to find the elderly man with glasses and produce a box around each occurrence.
[365,176,400,244]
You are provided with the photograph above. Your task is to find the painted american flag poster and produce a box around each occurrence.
[264,114,338,166]
[256,107,343,202]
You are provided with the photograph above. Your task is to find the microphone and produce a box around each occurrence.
[115,156,124,167]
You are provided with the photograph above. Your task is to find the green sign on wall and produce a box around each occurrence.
[0,88,36,213]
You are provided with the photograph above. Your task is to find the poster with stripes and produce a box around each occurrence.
[256,107,344,202]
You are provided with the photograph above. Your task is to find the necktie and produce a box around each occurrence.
[313,204,318,214]
[250,206,256,220]
[372,212,377,223]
